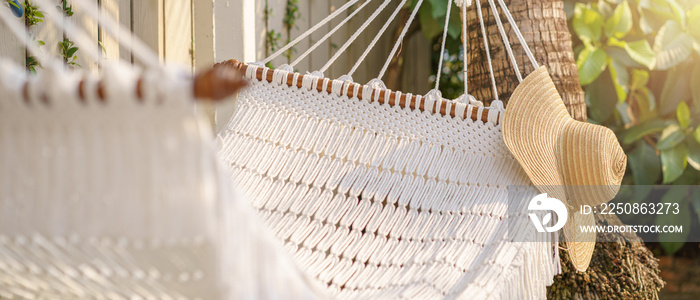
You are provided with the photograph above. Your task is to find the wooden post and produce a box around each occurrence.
[0,7,25,65]
[212,0,258,131]
[132,0,164,65]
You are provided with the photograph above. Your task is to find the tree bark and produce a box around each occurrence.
[463,0,664,298]
[464,0,586,121]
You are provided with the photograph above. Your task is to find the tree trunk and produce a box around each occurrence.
[463,0,664,298]
[464,0,586,121]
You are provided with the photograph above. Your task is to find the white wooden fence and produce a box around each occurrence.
[0,0,432,130]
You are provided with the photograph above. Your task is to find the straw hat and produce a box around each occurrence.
[502,66,627,272]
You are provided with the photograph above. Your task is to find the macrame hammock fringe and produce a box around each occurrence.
[0,0,323,298]
[0,0,568,298]
[216,0,560,298]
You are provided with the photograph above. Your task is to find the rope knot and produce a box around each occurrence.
[455,94,483,107]
[424,89,443,113]
[490,99,505,111]
[366,78,386,90]
[277,64,294,73]
[454,0,473,7]
[308,70,324,78]
[336,75,354,82]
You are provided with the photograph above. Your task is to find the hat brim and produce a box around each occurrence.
[502,66,596,272]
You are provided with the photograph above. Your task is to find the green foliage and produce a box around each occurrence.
[58,37,80,68]
[412,0,465,99]
[283,0,300,62]
[57,0,73,17]
[23,1,44,27]
[570,0,700,254]
[263,2,281,64]
[23,1,45,73]
[25,55,40,75]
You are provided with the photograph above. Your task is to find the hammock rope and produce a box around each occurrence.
[461,1,469,94]
[291,0,373,69]
[321,0,394,74]
[0,3,324,298]
[487,0,522,82]
[475,0,499,101]
[496,0,539,69]
[434,0,453,90]
[377,0,424,81]
[214,0,563,298]
[262,0,361,66]
[348,0,410,77]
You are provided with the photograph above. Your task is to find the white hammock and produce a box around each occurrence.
[0,1,324,298]
[216,0,559,298]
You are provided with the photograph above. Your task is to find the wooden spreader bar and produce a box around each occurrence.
[219,59,494,124]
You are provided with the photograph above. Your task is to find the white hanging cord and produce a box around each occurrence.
[488,0,521,82]
[377,0,424,80]
[434,0,453,90]
[475,0,498,100]
[70,0,160,68]
[320,0,393,73]
[461,0,468,94]
[496,0,538,69]
[32,0,101,65]
[263,0,361,65]
[291,0,372,68]
[348,0,409,77]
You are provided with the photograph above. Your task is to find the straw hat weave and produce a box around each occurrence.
[502,66,627,271]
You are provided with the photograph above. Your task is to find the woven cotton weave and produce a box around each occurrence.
[217,64,561,299]
[0,61,321,300]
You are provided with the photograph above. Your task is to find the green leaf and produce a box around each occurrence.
[600,0,615,17]
[657,185,690,255]
[617,101,632,124]
[638,7,667,35]
[653,20,693,70]
[604,1,632,38]
[66,47,79,58]
[666,0,685,27]
[661,142,688,183]
[573,3,604,43]
[632,88,656,122]
[624,40,655,69]
[677,102,691,129]
[608,58,628,102]
[585,72,617,123]
[419,1,443,40]
[630,69,650,90]
[577,47,607,85]
[37,40,45,46]
[657,123,685,150]
[692,189,700,223]
[622,119,671,144]
[605,46,643,68]
[446,6,461,39]
[691,63,700,110]
[695,127,700,144]
[687,138,700,170]
[660,66,692,115]
[628,141,661,184]
[428,0,447,18]
[689,5,700,40]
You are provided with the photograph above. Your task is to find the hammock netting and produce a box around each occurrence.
[215,63,560,299]
[0,62,321,299]
[0,0,566,298]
